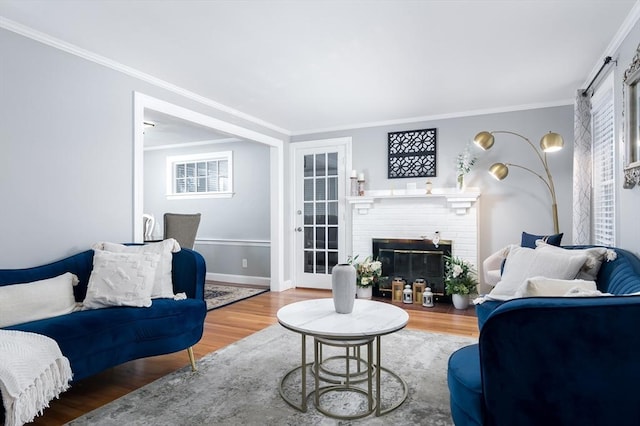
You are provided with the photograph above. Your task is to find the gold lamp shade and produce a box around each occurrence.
[489,162,509,180]
[473,131,494,150]
[540,132,564,152]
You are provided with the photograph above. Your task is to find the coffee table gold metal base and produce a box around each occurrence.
[315,339,373,385]
[277,299,409,419]
[278,333,408,420]
[279,334,311,412]
[313,336,375,420]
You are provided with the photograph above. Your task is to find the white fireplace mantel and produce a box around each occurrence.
[347,188,480,215]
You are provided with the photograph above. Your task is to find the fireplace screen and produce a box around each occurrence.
[373,238,452,297]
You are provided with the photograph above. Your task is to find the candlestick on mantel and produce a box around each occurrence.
[350,174,358,196]
[357,172,365,196]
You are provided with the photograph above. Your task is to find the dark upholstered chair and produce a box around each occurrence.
[163,213,201,249]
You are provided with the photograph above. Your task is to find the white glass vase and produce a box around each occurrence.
[331,263,356,313]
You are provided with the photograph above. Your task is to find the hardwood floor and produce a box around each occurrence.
[30,288,478,425]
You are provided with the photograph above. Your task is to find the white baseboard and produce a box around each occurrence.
[274,279,294,292]
[206,272,270,287]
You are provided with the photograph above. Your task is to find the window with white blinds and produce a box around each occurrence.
[591,73,615,246]
[165,151,233,199]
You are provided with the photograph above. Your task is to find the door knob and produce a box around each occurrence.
[296,227,302,232]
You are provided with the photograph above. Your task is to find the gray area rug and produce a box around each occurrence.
[68,325,476,426]
[204,282,269,310]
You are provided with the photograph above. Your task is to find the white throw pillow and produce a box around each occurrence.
[514,276,597,297]
[83,250,160,309]
[93,239,180,299]
[488,246,588,300]
[0,272,80,327]
[534,241,608,281]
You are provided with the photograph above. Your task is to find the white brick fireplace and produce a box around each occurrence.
[347,188,480,270]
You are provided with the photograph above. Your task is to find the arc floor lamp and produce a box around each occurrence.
[473,130,564,234]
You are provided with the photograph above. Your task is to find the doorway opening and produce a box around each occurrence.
[132,92,287,291]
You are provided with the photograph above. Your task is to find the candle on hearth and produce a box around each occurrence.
[403,284,413,304]
[351,169,357,178]
[423,287,434,307]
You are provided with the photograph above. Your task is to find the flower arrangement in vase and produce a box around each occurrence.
[348,255,382,299]
[455,144,477,192]
[444,255,478,309]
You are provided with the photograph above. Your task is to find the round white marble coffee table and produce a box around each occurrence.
[277,298,409,419]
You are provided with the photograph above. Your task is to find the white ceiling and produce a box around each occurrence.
[0,0,637,135]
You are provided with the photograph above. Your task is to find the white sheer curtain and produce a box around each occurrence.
[572,90,592,245]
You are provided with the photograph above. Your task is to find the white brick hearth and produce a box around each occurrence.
[348,188,480,270]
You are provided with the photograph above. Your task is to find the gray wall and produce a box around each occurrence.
[612,19,640,255]
[143,140,270,277]
[291,106,575,276]
[0,28,286,269]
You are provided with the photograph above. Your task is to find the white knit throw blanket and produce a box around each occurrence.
[0,330,73,426]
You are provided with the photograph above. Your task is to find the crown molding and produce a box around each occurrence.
[0,16,291,136]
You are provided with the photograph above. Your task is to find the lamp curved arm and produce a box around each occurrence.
[504,163,553,196]
[503,162,559,234]
[491,131,559,215]
[491,131,547,168]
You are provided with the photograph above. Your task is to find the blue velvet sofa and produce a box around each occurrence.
[447,246,640,426]
[0,247,207,382]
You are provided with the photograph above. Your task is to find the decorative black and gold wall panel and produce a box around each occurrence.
[387,128,437,178]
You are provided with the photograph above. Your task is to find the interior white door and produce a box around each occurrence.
[294,143,347,289]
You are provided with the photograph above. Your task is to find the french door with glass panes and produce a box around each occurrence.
[294,144,347,289]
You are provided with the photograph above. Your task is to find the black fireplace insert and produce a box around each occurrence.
[372,238,452,298]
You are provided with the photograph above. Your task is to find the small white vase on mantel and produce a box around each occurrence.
[452,293,470,310]
[456,174,465,192]
[356,286,373,300]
